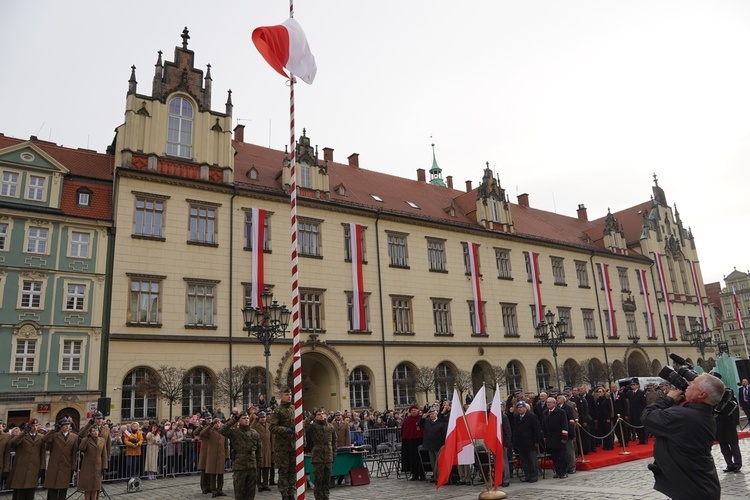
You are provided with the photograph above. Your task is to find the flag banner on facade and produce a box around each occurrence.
[350,223,366,331]
[250,208,266,309]
[654,253,676,340]
[468,242,485,335]
[733,286,745,330]
[485,384,505,488]
[598,263,617,338]
[689,260,708,330]
[436,389,471,489]
[637,268,656,339]
[252,18,317,84]
[528,251,543,326]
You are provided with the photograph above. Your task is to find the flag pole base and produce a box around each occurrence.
[619,451,632,455]
[479,489,508,499]
[577,458,591,464]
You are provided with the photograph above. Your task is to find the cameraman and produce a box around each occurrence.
[642,373,725,500]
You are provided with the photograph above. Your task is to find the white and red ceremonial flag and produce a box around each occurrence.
[689,260,709,330]
[485,384,505,488]
[252,18,317,84]
[468,242,485,335]
[598,263,617,338]
[654,253,676,340]
[436,389,470,489]
[637,269,656,339]
[250,208,266,309]
[733,286,745,330]
[350,223,366,331]
[464,385,487,445]
[528,251,544,326]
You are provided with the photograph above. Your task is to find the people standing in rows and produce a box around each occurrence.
[202,417,229,498]
[511,401,540,483]
[270,387,297,500]
[77,426,107,500]
[42,417,78,500]
[305,409,337,500]
[9,418,45,500]
[251,411,274,492]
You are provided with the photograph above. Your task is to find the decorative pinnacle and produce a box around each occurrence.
[181,27,190,49]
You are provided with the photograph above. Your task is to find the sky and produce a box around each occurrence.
[1,0,748,286]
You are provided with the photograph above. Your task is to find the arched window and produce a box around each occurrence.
[506,361,522,395]
[535,361,551,392]
[392,363,415,407]
[167,97,193,158]
[182,367,214,416]
[349,367,371,409]
[121,367,157,420]
[435,362,454,401]
[244,367,268,408]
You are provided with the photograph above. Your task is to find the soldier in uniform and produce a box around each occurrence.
[305,409,337,500]
[42,417,79,500]
[194,419,210,494]
[220,412,261,500]
[251,411,273,492]
[79,412,111,469]
[9,418,46,500]
[270,387,296,500]
[201,417,229,497]
[0,419,10,491]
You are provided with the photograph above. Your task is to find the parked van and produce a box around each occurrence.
[617,376,666,388]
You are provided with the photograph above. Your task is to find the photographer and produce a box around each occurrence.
[642,373,725,500]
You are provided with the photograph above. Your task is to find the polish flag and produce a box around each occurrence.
[250,208,266,309]
[484,384,505,488]
[637,269,656,339]
[252,18,317,84]
[733,286,745,330]
[436,389,470,489]
[599,263,618,338]
[350,223,366,331]
[689,261,709,330]
[463,385,487,451]
[528,251,544,326]
[468,242,485,335]
[654,253,676,339]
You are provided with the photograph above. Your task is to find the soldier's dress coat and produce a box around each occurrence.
[8,432,45,489]
[77,436,107,492]
[42,430,78,489]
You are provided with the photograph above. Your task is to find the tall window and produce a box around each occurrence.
[626,312,638,340]
[582,309,596,338]
[26,175,45,201]
[129,277,162,325]
[462,242,480,275]
[495,248,512,279]
[666,255,679,294]
[186,282,216,327]
[387,232,409,267]
[468,301,487,335]
[643,312,654,335]
[426,238,446,272]
[618,267,630,292]
[298,219,321,256]
[26,227,48,254]
[575,260,589,287]
[435,363,455,401]
[69,231,90,258]
[65,284,86,311]
[61,340,83,372]
[524,252,532,281]
[392,363,415,407]
[182,368,214,416]
[244,210,271,250]
[189,204,216,244]
[391,296,413,334]
[167,97,193,158]
[134,196,165,238]
[0,222,7,250]
[1,172,19,197]
[21,280,43,308]
[490,197,501,222]
[300,289,324,332]
[14,339,36,372]
[432,298,452,336]
[506,361,522,394]
[349,368,371,409]
[346,292,370,332]
[299,162,311,188]
[557,307,572,337]
[535,361,551,392]
[121,368,158,420]
[679,259,690,295]
[244,368,268,406]
[551,257,566,285]
[501,304,519,337]
[677,315,688,339]
[343,225,366,262]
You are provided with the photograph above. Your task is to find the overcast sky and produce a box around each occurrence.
[1,0,748,286]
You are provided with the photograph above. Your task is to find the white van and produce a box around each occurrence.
[617,376,667,388]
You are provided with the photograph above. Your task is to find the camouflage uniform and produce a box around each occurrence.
[220,416,262,500]
[305,418,337,500]
[270,400,296,499]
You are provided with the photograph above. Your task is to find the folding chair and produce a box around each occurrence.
[470,444,492,485]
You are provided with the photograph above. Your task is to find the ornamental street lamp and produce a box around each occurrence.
[536,309,568,391]
[687,319,713,366]
[242,288,291,401]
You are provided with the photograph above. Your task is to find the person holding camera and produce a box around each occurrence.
[642,373,725,500]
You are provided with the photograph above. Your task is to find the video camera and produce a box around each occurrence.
[658,353,737,417]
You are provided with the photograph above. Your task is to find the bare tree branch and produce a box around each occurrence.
[137,365,185,420]
[215,365,251,409]
[412,366,436,404]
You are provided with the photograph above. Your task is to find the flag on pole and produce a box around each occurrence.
[654,253,676,339]
[349,223,366,331]
[528,251,544,326]
[637,268,656,339]
[468,242,485,335]
[463,385,487,451]
[598,263,617,338]
[485,384,505,488]
[252,18,317,84]
[250,208,266,309]
[689,260,709,330]
[436,389,470,489]
[733,286,745,330]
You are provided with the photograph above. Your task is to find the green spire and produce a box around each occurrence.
[429,142,446,187]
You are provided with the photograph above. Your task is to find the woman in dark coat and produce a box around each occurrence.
[594,386,614,450]
[541,398,569,478]
[78,426,107,500]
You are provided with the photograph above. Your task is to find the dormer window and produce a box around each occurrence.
[77,187,92,207]
[490,197,500,222]
[248,167,258,180]
[299,162,311,188]
[406,201,419,209]
[167,97,193,158]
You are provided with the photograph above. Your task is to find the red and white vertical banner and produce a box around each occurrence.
[468,242,485,335]
[598,263,618,338]
[349,223,366,331]
[637,269,656,339]
[250,208,266,309]
[485,384,505,488]
[689,260,709,330]
[654,253,676,340]
[436,389,471,489]
[528,251,544,326]
[733,286,745,330]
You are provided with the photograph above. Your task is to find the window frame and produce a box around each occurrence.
[68,230,91,259]
[346,291,371,333]
[13,338,38,373]
[166,96,194,158]
[59,338,85,373]
[127,274,165,326]
[495,248,512,279]
[26,175,46,201]
[349,367,372,409]
[25,226,49,254]
[582,308,597,338]
[1,171,20,198]
[386,231,409,268]
[298,218,322,257]
[0,221,9,251]
[244,210,272,251]
[575,260,590,288]
[20,280,44,309]
[468,299,488,336]
[185,279,219,328]
[431,297,453,336]
[187,202,218,245]
[551,256,566,285]
[500,303,519,337]
[344,224,367,263]
[426,237,446,272]
[300,288,325,333]
[132,193,168,239]
[64,282,88,312]
[391,295,414,334]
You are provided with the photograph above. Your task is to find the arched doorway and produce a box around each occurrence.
[626,350,650,377]
[651,359,662,377]
[282,351,341,411]
[55,407,81,429]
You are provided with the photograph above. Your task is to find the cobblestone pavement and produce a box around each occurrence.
[3,438,749,499]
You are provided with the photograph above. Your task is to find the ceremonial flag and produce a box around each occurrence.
[689,260,708,330]
[350,223,366,330]
[250,208,266,309]
[528,251,544,326]
[463,385,487,450]
[733,286,745,330]
[436,390,470,489]
[654,253,676,340]
[485,384,505,488]
[252,18,317,84]
[468,242,485,335]
[599,263,618,338]
[637,269,656,339]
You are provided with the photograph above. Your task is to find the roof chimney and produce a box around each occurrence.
[417,168,426,182]
[517,193,529,208]
[348,153,359,168]
[577,204,588,221]
[465,180,473,192]
[323,147,334,162]
[446,175,453,189]
[233,124,245,143]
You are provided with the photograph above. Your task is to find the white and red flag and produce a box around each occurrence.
[598,263,617,338]
[637,269,656,339]
[252,18,317,84]
[468,242,485,335]
[654,253,676,339]
[733,286,745,330]
[463,385,487,447]
[436,389,471,489]
[689,260,709,330]
[528,251,544,326]
[485,384,505,488]
[349,223,366,331]
[250,208,266,310]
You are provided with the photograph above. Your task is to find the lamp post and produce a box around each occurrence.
[242,288,291,402]
[687,319,713,366]
[536,309,568,391]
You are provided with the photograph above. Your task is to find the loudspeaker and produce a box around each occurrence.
[736,359,750,382]
[97,397,111,417]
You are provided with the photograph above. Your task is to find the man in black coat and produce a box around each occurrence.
[712,372,742,473]
[626,379,648,444]
[417,405,448,481]
[642,373,725,500]
[511,402,540,483]
[611,383,630,446]
[542,398,569,479]
[739,378,750,428]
